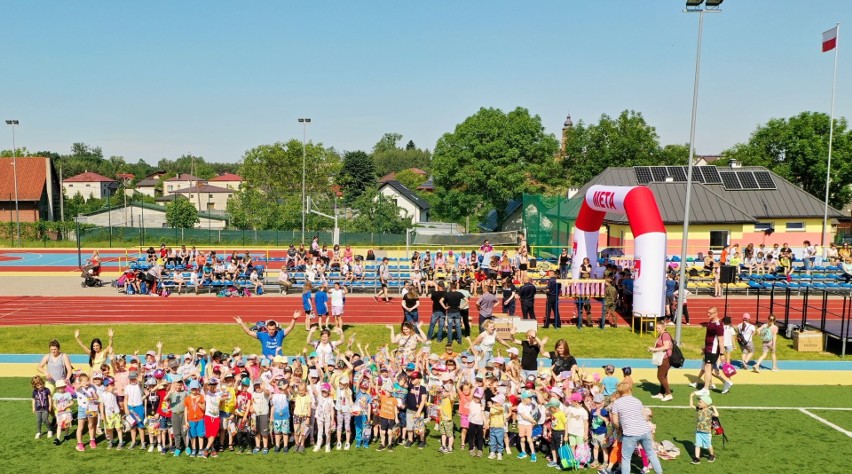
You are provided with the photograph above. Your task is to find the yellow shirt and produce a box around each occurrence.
[489,404,505,427]
[440,397,453,422]
[294,394,311,417]
[552,410,567,431]
[219,386,236,414]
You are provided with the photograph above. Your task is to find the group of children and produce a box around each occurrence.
[31,331,722,471]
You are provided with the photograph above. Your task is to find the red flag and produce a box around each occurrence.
[823,26,838,52]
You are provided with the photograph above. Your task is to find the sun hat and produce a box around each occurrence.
[188,380,200,390]
[492,394,506,405]
[55,379,66,388]
[506,347,519,355]
[569,392,583,403]
[473,387,484,398]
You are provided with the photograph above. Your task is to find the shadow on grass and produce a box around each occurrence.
[673,436,695,460]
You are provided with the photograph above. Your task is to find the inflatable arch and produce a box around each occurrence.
[571,185,667,318]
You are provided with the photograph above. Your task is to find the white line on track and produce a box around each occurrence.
[646,405,852,410]
[799,408,852,437]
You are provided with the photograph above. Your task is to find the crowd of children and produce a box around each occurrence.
[31,326,722,472]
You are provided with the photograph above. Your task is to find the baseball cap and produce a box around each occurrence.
[92,371,104,379]
[340,375,350,384]
[273,355,286,364]
[507,347,519,355]
[405,362,416,371]
[309,369,319,378]
[188,380,201,390]
[603,364,615,373]
[520,391,532,400]
[55,379,66,388]
[208,377,219,385]
[473,387,484,398]
[593,393,605,403]
[492,357,505,365]
[103,377,114,387]
[241,378,251,386]
[569,392,583,403]
[545,399,561,408]
[128,371,139,379]
[410,371,422,379]
[260,359,271,367]
[224,373,235,379]
[492,394,506,405]
[145,377,157,386]
[321,383,332,392]
[743,313,751,320]
[146,350,156,357]
[253,380,262,386]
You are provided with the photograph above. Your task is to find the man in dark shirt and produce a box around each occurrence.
[543,276,561,329]
[440,283,464,344]
[518,277,537,321]
[428,283,447,342]
[692,306,732,395]
[558,249,571,279]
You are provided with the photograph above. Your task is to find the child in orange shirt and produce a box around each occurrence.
[183,380,206,457]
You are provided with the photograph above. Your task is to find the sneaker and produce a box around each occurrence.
[696,387,710,396]
[711,383,717,390]
[89,440,96,449]
[419,441,426,449]
[116,442,124,450]
[530,453,537,463]
[708,455,716,463]
[722,381,733,394]
[688,382,698,388]
[126,442,135,450]
[200,450,208,459]
[476,450,483,457]
[336,442,342,450]
[148,444,154,453]
[651,393,664,400]
[376,445,386,452]
[262,448,269,455]
[344,442,350,450]
[160,446,166,455]
[106,442,113,450]
[76,443,85,452]
[174,449,181,457]
[313,445,321,453]
[470,449,476,456]
[547,461,558,468]
[35,433,41,439]
[274,446,281,453]
[53,438,61,446]
[47,431,53,437]
[283,446,290,453]
[497,454,503,461]
[488,452,497,459]
[518,452,528,460]
[404,440,413,449]
[325,445,331,453]
[387,445,394,452]
[188,450,196,458]
[506,447,512,455]
[253,448,261,454]
[691,457,700,464]
[211,450,219,458]
[661,394,673,402]
[140,442,146,450]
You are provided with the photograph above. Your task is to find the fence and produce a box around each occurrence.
[522,193,574,258]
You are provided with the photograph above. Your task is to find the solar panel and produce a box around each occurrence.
[738,171,759,189]
[753,170,776,189]
[634,166,652,184]
[699,166,722,184]
[667,166,687,181]
[720,171,742,190]
[689,166,705,183]
[651,166,669,182]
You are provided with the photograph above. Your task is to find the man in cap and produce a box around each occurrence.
[234,311,302,359]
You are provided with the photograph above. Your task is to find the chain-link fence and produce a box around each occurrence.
[522,193,575,259]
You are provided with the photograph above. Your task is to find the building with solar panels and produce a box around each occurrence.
[565,164,846,257]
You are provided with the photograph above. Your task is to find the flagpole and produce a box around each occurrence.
[822,22,840,247]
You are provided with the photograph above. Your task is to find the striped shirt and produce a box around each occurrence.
[610,395,650,437]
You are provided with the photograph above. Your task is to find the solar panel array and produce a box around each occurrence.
[632,166,777,191]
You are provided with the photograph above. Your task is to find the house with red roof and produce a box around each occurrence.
[0,157,61,222]
[208,172,243,190]
[63,171,118,201]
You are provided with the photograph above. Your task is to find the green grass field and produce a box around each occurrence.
[0,323,844,361]
[0,381,849,473]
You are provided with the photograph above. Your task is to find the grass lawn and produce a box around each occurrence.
[0,324,844,361]
[0,381,849,473]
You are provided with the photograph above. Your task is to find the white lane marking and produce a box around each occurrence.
[799,408,852,437]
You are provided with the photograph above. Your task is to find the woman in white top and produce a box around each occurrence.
[467,320,514,368]
[307,327,345,367]
[329,282,347,329]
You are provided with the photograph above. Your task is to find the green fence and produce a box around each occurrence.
[522,193,575,258]
[78,226,407,247]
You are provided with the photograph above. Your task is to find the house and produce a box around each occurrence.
[170,183,234,213]
[478,199,524,232]
[62,171,118,201]
[76,202,227,229]
[135,173,162,198]
[377,180,430,223]
[0,156,61,222]
[164,173,201,194]
[208,173,244,191]
[416,177,434,192]
[566,165,846,255]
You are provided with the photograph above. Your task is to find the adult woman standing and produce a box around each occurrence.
[387,322,427,361]
[468,320,514,366]
[649,321,673,401]
[753,315,779,372]
[401,287,421,327]
[512,330,548,380]
[541,339,578,378]
[37,339,73,393]
[73,328,114,370]
[579,258,592,280]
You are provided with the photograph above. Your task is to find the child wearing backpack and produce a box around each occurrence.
[689,392,719,464]
[753,315,778,373]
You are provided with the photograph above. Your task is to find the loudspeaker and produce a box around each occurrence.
[720,265,737,284]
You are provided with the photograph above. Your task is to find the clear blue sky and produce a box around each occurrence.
[2,1,850,165]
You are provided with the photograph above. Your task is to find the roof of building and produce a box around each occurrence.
[165,173,201,182]
[81,202,228,221]
[566,166,844,222]
[0,157,50,201]
[479,199,523,232]
[136,177,160,187]
[378,180,430,210]
[63,171,116,183]
[416,177,434,191]
[378,168,429,183]
[115,173,135,181]
[170,183,234,194]
[208,173,243,182]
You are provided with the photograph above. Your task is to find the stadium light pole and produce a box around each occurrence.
[298,118,311,245]
[5,120,20,247]
[675,0,722,345]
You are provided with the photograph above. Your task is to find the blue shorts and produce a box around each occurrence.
[129,405,145,428]
[189,420,206,438]
[158,417,171,430]
[273,419,291,434]
[695,431,712,449]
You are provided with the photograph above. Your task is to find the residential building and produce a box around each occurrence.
[62,171,118,201]
[170,183,234,213]
[208,173,244,190]
[164,173,201,194]
[377,180,430,223]
[76,202,227,229]
[0,156,61,222]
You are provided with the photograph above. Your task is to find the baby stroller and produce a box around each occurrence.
[81,263,103,288]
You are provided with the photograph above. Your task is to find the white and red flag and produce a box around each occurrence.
[823,26,838,52]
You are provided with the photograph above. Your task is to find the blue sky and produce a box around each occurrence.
[1,1,850,165]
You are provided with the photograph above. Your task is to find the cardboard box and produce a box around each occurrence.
[793,331,823,352]
[492,316,514,340]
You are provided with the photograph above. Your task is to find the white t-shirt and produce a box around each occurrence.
[204,391,221,417]
[101,391,121,416]
[738,322,756,343]
[125,383,143,407]
[330,288,345,307]
[723,325,736,347]
[271,393,288,418]
[252,391,270,416]
[517,402,534,426]
[566,404,589,436]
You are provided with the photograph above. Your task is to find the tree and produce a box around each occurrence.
[349,190,413,234]
[158,154,217,179]
[337,150,375,202]
[431,107,560,228]
[563,110,664,186]
[373,133,403,154]
[165,198,200,229]
[660,144,690,166]
[371,133,432,176]
[394,169,427,190]
[723,111,852,208]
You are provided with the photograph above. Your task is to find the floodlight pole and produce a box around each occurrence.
[5,120,20,246]
[298,118,311,245]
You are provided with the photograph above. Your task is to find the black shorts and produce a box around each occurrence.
[552,429,564,447]
[519,264,528,271]
[380,418,395,431]
[703,352,720,366]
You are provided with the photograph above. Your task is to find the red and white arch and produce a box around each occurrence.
[572,185,667,318]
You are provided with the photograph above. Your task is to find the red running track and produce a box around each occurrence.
[0,295,845,326]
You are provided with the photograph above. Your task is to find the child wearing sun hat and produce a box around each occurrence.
[690,391,720,464]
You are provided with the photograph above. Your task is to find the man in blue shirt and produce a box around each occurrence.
[234,312,300,359]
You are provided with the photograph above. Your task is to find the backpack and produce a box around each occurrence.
[256,286,264,296]
[669,342,685,368]
[711,415,728,447]
[760,326,773,343]
[736,323,749,347]
[559,443,580,470]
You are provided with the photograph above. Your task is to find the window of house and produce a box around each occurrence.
[209,194,214,199]
[754,222,773,231]
[207,203,215,210]
[189,194,194,199]
[85,184,91,187]
[709,230,729,250]
[785,222,805,231]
